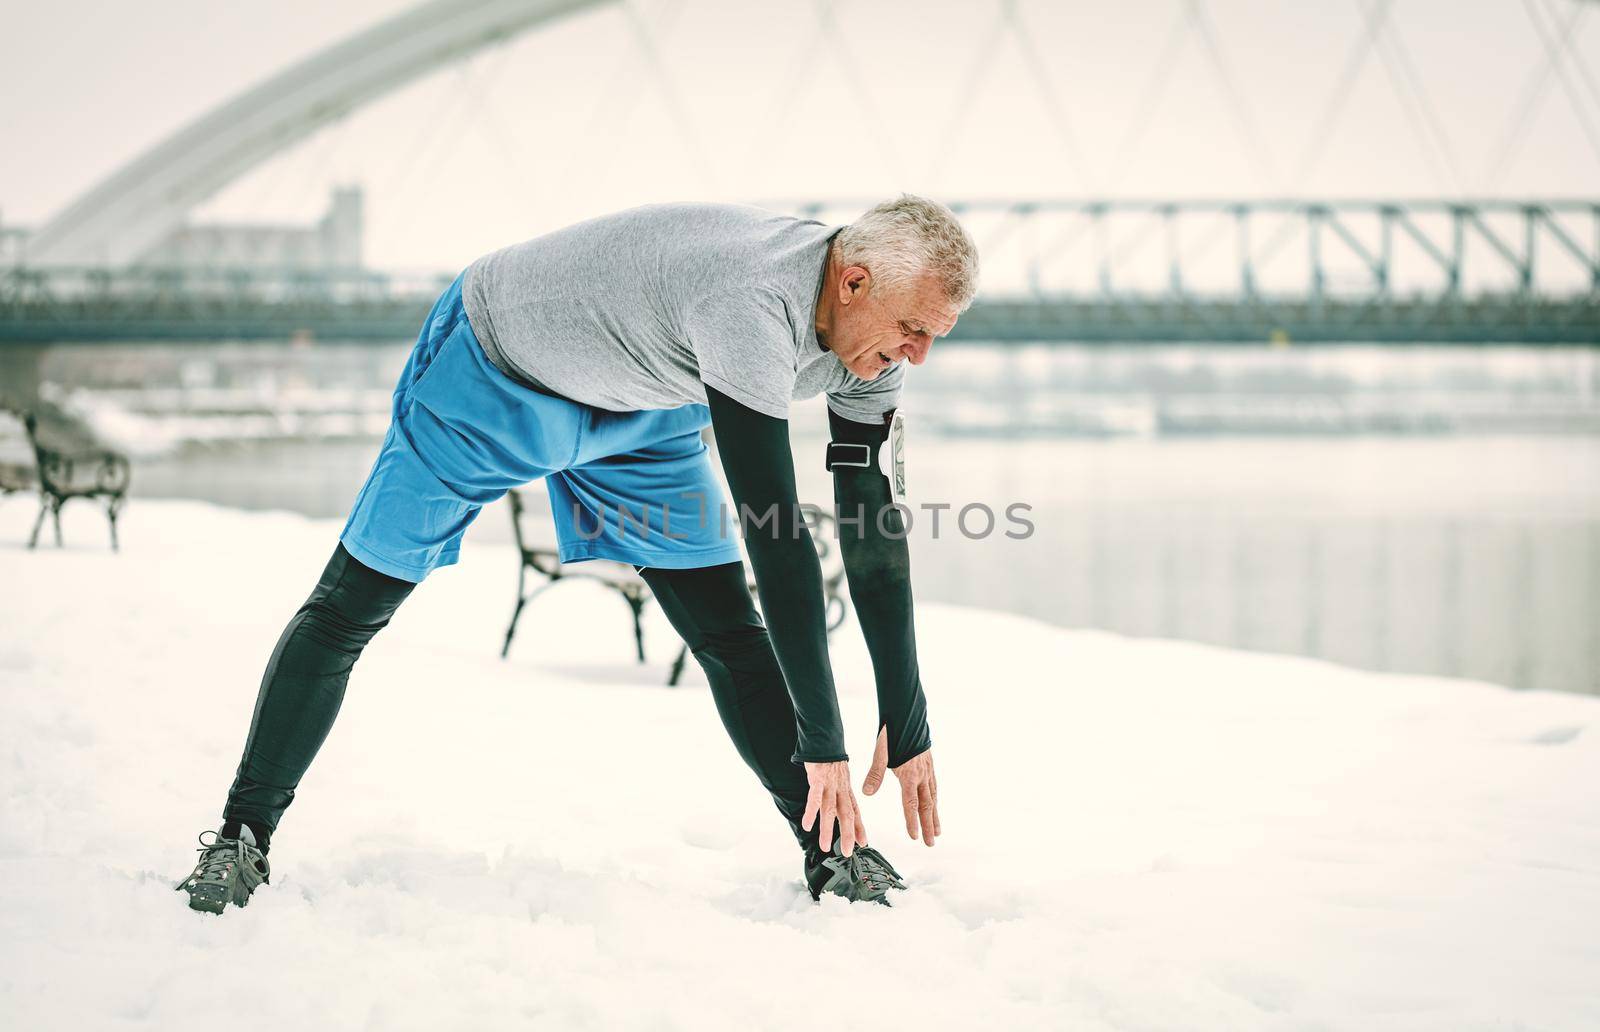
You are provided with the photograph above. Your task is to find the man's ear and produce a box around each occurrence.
[840,266,870,303]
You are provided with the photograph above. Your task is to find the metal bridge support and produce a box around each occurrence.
[1234,206,1256,298]
[1163,205,1182,297]
[1450,209,1466,296]
[1093,205,1112,297]
[1523,206,1537,295]
[1307,206,1325,306]
[1378,210,1394,296]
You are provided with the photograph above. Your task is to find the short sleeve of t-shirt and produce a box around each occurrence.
[686,287,797,421]
[825,360,905,425]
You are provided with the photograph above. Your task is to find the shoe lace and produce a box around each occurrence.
[181,830,263,888]
[847,846,903,892]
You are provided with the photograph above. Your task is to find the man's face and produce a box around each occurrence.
[829,269,960,381]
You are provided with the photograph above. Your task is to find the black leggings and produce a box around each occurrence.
[223,544,817,853]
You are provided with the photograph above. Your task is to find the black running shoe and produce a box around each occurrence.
[175,828,270,914]
[805,845,907,905]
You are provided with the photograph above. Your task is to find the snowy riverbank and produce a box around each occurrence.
[2,499,1597,1030]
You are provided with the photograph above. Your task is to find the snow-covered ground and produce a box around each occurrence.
[2,499,1597,1031]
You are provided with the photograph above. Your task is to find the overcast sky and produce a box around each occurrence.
[2,0,1597,277]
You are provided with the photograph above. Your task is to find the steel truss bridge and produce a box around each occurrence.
[4,197,1597,344]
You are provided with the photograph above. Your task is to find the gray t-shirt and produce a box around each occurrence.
[461,203,903,424]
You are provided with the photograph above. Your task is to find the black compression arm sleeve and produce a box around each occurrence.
[704,385,847,763]
[828,407,931,769]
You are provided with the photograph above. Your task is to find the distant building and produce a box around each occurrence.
[135,186,364,270]
[3,187,365,271]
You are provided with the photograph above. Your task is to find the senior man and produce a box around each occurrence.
[177,195,978,912]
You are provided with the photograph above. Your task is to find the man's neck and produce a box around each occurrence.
[814,242,837,353]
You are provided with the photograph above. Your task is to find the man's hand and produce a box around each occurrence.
[862,727,941,846]
[802,760,867,857]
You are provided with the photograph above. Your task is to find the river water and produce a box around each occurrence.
[3,340,1596,696]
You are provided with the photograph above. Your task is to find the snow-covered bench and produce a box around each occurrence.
[20,412,131,551]
[0,460,33,497]
[0,410,34,497]
[501,487,848,685]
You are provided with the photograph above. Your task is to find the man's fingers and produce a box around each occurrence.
[862,760,885,796]
[918,783,937,847]
[900,777,919,840]
[801,783,822,832]
[840,795,864,856]
[863,728,888,795]
[851,790,876,844]
[819,792,837,853]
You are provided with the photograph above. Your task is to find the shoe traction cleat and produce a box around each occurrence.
[175,826,270,915]
[805,845,907,906]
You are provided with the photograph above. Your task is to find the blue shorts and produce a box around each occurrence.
[339,273,743,583]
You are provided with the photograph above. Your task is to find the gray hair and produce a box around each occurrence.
[834,194,980,311]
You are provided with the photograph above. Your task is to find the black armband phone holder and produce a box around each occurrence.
[824,409,906,503]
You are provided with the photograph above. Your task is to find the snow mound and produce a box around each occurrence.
[1,499,1597,1030]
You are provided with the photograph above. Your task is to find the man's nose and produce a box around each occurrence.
[903,334,932,365]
